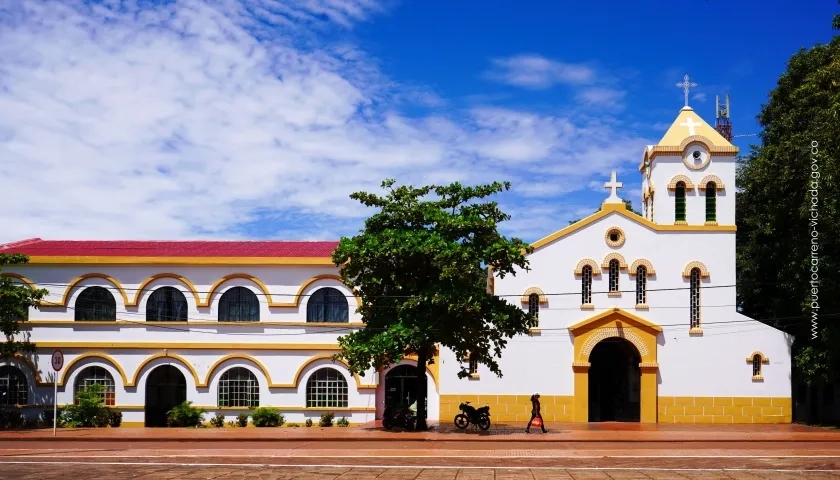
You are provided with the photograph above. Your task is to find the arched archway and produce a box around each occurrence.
[144,365,187,427]
[384,365,418,410]
[588,338,641,422]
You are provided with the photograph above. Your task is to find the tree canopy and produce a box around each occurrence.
[736,33,840,383]
[0,254,48,358]
[331,179,537,430]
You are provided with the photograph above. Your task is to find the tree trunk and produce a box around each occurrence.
[414,347,429,431]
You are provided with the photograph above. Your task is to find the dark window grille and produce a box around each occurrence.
[528,293,539,320]
[0,366,28,406]
[74,286,117,321]
[690,268,701,328]
[752,355,761,377]
[218,367,259,408]
[469,354,479,375]
[306,287,349,323]
[306,368,348,408]
[146,287,188,322]
[636,266,647,304]
[75,366,116,406]
[609,259,620,292]
[582,266,592,304]
[706,182,717,222]
[218,287,260,322]
[675,182,686,222]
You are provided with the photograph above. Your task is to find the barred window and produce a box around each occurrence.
[146,287,188,322]
[74,366,116,406]
[218,367,259,408]
[752,355,762,377]
[581,265,592,304]
[218,287,260,322]
[306,287,349,323]
[608,259,620,292]
[0,366,28,406]
[74,286,117,321]
[305,368,348,408]
[468,354,479,375]
[706,182,717,222]
[675,182,686,222]
[528,293,539,320]
[689,268,701,328]
[636,266,647,304]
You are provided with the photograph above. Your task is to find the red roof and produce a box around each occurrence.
[0,238,339,258]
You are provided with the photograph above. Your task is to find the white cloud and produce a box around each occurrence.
[0,1,651,243]
[692,92,708,103]
[575,88,626,108]
[484,54,594,89]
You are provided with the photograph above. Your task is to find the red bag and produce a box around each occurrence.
[531,416,542,428]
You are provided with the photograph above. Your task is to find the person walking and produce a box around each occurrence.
[525,392,547,433]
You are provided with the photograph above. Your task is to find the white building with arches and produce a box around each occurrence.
[1,106,791,426]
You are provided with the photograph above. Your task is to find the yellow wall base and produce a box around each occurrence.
[440,394,575,424]
[658,397,792,424]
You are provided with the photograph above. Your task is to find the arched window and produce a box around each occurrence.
[635,266,647,305]
[468,354,479,376]
[528,293,539,319]
[0,365,28,406]
[218,287,259,322]
[675,181,686,222]
[689,268,701,329]
[146,287,188,322]
[74,286,117,321]
[306,287,349,323]
[608,259,620,293]
[218,367,259,408]
[705,182,717,222]
[581,265,593,304]
[74,366,116,406]
[306,368,348,408]
[752,355,762,377]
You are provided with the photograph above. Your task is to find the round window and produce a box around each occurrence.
[605,227,625,247]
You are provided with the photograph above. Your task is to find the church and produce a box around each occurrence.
[0,105,792,427]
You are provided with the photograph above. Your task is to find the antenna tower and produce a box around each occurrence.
[715,94,732,142]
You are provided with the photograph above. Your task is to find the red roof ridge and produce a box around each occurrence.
[0,238,42,249]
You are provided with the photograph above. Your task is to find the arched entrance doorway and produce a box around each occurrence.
[145,365,187,427]
[588,338,641,422]
[385,365,419,410]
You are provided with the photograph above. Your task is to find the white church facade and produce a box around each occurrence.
[0,106,792,427]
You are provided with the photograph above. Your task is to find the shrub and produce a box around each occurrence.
[236,413,249,427]
[251,407,284,427]
[319,412,334,427]
[166,401,205,428]
[210,414,225,428]
[287,423,300,428]
[109,411,122,428]
[305,418,313,427]
[336,417,350,427]
[226,420,236,427]
[61,383,111,428]
[0,409,24,430]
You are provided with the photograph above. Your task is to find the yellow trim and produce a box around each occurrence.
[204,273,360,309]
[635,304,649,310]
[204,354,275,387]
[700,175,725,190]
[570,309,659,424]
[130,353,201,387]
[36,342,343,350]
[5,354,48,386]
[26,256,335,266]
[574,258,601,276]
[291,355,377,390]
[0,272,37,290]
[25,320,363,327]
[668,175,695,190]
[58,353,130,387]
[531,203,735,253]
[746,351,770,363]
[205,406,377,412]
[682,261,710,278]
[604,226,626,248]
[601,252,628,269]
[521,286,548,304]
[628,258,656,275]
[580,303,594,310]
[58,273,130,307]
[689,327,704,335]
[129,273,202,307]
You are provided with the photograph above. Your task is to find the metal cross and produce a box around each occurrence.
[676,74,697,107]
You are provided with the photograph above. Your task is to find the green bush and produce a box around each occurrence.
[251,407,284,427]
[166,401,205,427]
[61,383,111,428]
[0,409,24,430]
[319,412,334,427]
[109,411,122,427]
[336,417,350,427]
[287,423,300,428]
[305,418,313,427]
[226,420,236,427]
[236,413,249,427]
[210,414,225,428]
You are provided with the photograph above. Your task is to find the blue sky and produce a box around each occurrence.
[0,0,836,243]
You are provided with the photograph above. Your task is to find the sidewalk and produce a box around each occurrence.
[2,421,839,443]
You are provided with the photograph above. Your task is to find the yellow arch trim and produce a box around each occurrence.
[60,273,130,307]
[601,253,628,269]
[746,351,770,363]
[0,273,37,290]
[58,353,129,387]
[5,354,47,386]
[203,274,273,308]
[679,135,716,152]
[521,286,548,304]
[628,258,656,276]
[290,355,376,390]
[682,261,710,278]
[271,274,362,309]
[130,273,201,308]
[700,175,725,190]
[668,174,695,190]
[129,353,201,388]
[574,258,601,276]
[203,354,274,388]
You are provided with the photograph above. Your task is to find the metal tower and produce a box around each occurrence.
[715,94,732,142]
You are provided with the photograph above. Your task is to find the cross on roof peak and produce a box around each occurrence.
[603,171,623,204]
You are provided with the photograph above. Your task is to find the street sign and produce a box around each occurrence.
[51,349,63,372]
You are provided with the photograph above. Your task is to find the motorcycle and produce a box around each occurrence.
[454,401,491,431]
[382,404,416,431]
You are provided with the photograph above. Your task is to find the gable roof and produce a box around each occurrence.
[638,107,739,171]
[568,308,663,335]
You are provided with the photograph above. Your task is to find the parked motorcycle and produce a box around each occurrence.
[382,404,416,431]
[454,401,491,431]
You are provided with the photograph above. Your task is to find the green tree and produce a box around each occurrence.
[735,33,839,384]
[0,254,48,358]
[331,179,537,430]
[569,199,641,225]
